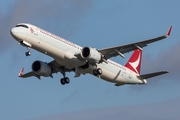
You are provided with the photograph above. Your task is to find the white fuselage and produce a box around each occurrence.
[11,23,146,85]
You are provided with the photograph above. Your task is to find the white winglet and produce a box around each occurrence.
[18,68,24,77]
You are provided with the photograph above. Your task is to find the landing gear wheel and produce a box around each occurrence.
[65,77,70,84]
[60,78,66,85]
[60,77,70,85]
[59,67,70,85]
[93,69,98,76]
[97,68,102,75]
[93,68,103,76]
[25,51,31,56]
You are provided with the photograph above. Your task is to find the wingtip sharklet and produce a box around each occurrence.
[166,26,172,37]
[18,68,24,77]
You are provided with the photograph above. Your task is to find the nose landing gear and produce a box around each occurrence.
[19,41,32,56]
[25,47,31,56]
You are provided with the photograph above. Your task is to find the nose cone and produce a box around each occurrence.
[10,27,27,42]
[10,28,17,37]
[10,27,20,41]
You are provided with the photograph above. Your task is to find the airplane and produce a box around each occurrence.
[10,23,172,86]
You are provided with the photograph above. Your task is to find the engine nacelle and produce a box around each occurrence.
[32,61,52,77]
[81,47,101,63]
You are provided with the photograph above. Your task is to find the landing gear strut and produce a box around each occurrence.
[60,67,70,85]
[25,47,31,56]
[93,68,102,76]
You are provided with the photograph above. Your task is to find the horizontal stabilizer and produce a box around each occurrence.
[137,71,168,80]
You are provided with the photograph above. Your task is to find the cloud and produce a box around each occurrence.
[142,41,180,81]
[28,97,180,120]
[1,0,178,84]
[0,0,94,55]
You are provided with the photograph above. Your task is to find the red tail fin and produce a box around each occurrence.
[125,49,142,74]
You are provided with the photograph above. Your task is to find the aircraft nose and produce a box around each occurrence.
[10,27,21,41]
[10,28,17,37]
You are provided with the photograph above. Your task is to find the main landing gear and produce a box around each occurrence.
[60,67,70,85]
[60,77,70,85]
[93,68,102,76]
[25,47,31,56]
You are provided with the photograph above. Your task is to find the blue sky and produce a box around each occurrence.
[0,0,180,120]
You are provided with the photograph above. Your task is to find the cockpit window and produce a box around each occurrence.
[15,24,29,28]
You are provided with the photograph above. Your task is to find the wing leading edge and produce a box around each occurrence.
[98,26,172,59]
[19,69,35,78]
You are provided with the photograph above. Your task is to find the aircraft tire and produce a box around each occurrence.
[97,68,102,75]
[65,77,70,84]
[60,78,66,85]
[93,69,98,76]
[25,51,31,56]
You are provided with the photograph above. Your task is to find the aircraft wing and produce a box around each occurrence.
[18,68,35,78]
[18,60,73,79]
[98,26,172,59]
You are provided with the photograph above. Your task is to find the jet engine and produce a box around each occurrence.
[32,61,52,77]
[81,47,101,63]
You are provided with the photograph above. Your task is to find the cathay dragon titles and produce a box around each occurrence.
[11,23,172,86]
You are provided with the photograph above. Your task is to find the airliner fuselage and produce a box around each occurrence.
[11,23,170,86]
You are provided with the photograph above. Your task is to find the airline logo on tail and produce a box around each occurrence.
[125,49,142,74]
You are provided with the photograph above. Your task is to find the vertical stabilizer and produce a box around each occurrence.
[125,49,142,74]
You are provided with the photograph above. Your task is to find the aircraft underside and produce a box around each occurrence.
[11,23,171,86]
